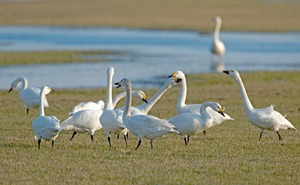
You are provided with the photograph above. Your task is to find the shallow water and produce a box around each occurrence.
[0,26,299,89]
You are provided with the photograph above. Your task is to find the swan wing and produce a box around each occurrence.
[168,113,202,135]
[69,101,104,115]
[32,116,61,140]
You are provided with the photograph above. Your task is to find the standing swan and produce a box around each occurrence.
[115,78,178,150]
[223,70,297,141]
[8,77,49,114]
[168,102,225,145]
[32,86,61,149]
[211,16,225,56]
[169,71,233,134]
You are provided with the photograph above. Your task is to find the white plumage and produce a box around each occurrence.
[168,102,225,145]
[211,16,225,56]
[223,70,297,141]
[115,78,178,150]
[169,71,233,134]
[32,86,60,149]
[9,77,49,114]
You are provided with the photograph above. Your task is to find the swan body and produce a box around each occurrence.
[211,16,225,56]
[115,78,178,150]
[32,86,61,149]
[223,70,297,140]
[61,109,103,141]
[168,102,225,145]
[169,71,233,130]
[9,77,49,114]
[68,90,145,115]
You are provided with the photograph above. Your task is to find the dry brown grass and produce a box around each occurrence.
[0,0,300,32]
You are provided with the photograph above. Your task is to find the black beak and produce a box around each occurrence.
[175,78,182,83]
[51,89,55,93]
[223,70,229,75]
[218,111,225,117]
[8,88,13,93]
[143,98,148,104]
[114,82,121,88]
[168,74,173,78]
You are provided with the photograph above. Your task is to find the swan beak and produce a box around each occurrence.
[8,88,13,93]
[51,89,55,93]
[218,111,225,117]
[143,98,148,104]
[114,82,121,88]
[223,70,230,75]
[168,72,176,78]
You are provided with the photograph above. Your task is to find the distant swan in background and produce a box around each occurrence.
[8,77,49,114]
[168,102,225,145]
[169,70,233,135]
[211,16,225,72]
[115,78,178,150]
[223,70,297,141]
[32,86,61,149]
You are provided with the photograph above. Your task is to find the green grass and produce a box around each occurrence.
[1,71,300,184]
[0,51,120,66]
[0,0,300,32]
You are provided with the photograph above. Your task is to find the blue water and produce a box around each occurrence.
[0,26,299,89]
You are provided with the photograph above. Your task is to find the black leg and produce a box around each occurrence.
[150,140,153,149]
[135,139,141,150]
[70,132,77,141]
[27,108,29,115]
[276,131,283,141]
[52,140,55,148]
[38,139,41,149]
[116,134,120,139]
[126,133,129,140]
[187,135,190,143]
[184,137,188,145]
[90,135,94,142]
[108,136,111,147]
[203,130,206,135]
[259,131,263,141]
[124,134,128,147]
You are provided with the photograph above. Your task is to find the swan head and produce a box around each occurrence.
[223,70,240,81]
[168,71,185,83]
[107,66,114,76]
[213,16,222,24]
[165,77,179,88]
[8,77,26,92]
[41,86,54,96]
[206,102,225,117]
[115,78,130,89]
[133,90,148,104]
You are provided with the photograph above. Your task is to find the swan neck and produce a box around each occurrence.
[178,77,187,109]
[142,81,170,114]
[112,91,126,108]
[236,75,254,113]
[38,89,45,116]
[20,77,28,90]
[200,104,211,121]
[124,82,132,117]
[214,20,221,41]
[104,73,113,110]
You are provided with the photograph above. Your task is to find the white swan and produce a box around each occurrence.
[8,77,49,114]
[32,86,61,149]
[211,16,225,56]
[168,102,225,145]
[68,90,146,115]
[223,70,297,141]
[169,70,233,134]
[119,77,178,116]
[115,78,179,150]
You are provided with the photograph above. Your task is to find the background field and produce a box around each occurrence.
[1,0,300,32]
[1,71,299,184]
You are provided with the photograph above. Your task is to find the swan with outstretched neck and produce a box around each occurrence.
[8,77,49,114]
[168,102,225,145]
[169,71,233,134]
[115,78,178,150]
[32,86,61,149]
[223,70,297,141]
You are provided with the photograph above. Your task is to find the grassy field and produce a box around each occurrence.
[0,51,120,66]
[1,71,299,184]
[0,0,300,32]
